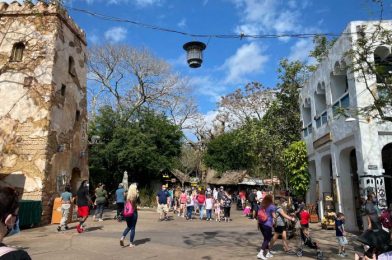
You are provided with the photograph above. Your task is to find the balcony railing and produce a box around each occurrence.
[333,92,350,116]
[303,122,312,137]
[315,111,328,128]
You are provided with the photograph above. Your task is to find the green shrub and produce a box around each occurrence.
[138,187,156,207]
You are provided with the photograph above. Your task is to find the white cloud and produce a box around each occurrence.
[222,42,269,83]
[232,0,312,38]
[190,76,226,103]
[288,38,315,64]
[177,18,187,28]
[104,27,127,43]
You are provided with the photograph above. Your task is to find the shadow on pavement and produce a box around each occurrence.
[85,226,103,232]
[134,238,151,246]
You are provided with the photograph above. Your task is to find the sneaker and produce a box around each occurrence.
[120,239,124,247]
[338,253,345,258]
[76,224,83,233]
[257,250,267,260]
[266,252,273,258]
[269,251,278,255]
[93,216,96,221]
[178,213,180,217]
[129,243,135,248]
[342,252,347,257]
[98,218,103,222]
[57,226,61,232]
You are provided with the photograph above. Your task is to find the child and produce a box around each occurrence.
[299,205,311,237]
[335,212,348,257]
[243,203,251,217]
[205,194,214,221]
[214,200,221,222]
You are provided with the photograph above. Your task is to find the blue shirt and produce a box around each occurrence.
[157,190,169,204]
[61,191,72,202]
[335,219,344,236]
[116,188,125,203]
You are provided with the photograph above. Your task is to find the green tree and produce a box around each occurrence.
[203,130,250,173]
[88,107,183,190]
[283,141,310,198]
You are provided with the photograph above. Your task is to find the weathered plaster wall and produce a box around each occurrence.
[0,1,87,224]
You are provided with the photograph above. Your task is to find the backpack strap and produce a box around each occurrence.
[0,246,17,257]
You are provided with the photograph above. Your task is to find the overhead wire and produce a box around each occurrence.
[66,6,351,40]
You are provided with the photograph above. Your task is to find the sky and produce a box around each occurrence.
[40,0,392,120]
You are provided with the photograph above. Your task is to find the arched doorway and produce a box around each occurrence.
[382,143,392,208]
[70,168,81,195]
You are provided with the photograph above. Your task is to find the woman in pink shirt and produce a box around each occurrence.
[179,189,187,217]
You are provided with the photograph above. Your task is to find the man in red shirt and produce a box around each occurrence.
[239,190,246,209]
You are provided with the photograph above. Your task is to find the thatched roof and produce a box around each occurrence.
[206,169,248,185]
[170,169,191,184]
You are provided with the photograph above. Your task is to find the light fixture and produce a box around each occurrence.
[183,41,206,68]
[345,117,356,122]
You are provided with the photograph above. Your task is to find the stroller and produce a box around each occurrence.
[295,224,323,259]
[356,229,392,259]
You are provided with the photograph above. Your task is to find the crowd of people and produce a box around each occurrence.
[156,185,233,222]
[1,184,392,259]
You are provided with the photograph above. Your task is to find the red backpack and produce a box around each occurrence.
[380,209,392,229]
[258,207,268,223]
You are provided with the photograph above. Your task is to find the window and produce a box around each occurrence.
[10,42,25,62]
[374,46,392,84]
[61,84,66,96]
[69,56,76,76]
[333,93,350,116]
[75,110,80,121]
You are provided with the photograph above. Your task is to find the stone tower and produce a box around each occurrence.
[0,1,88,223]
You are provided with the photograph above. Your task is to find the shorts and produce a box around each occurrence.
[77,206,89,217]
[301,223,309,228]
[337,236,348,246]
[251,202,258,211]
[157,204,169,214]
[275,225,286,234]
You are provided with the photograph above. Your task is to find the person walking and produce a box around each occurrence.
[179,189,187,217]
[364,193,381,230]
[222,191,232,222]
[120,183,139,248]
[186,190,194,220]
[57,185,72,231]
[197,190,206,220]
[94,183,108,222]
[205,194,214,221]
[257,194,276,259]
[214,198,221,222]
[248,189,257,220]
[0,187,31,260]
[269,198,295,254]
[156,185,170,221]
[335,212,348,257]
[76,180,92,233]
[115,183,125,221]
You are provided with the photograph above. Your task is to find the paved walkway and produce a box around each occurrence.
[5,208,362,260]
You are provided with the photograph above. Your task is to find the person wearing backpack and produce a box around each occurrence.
[379,206,392,241]
[196,190,206,220]
[269,198,295,254]
[93,183,108,222]
[257,194,276,260]
[120,183,139,248]
[0,187,31,260]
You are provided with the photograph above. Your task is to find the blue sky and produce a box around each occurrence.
[64,0,391,119]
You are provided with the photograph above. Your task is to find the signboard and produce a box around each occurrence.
[313,133,332,149]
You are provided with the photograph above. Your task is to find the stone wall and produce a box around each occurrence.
[0,1,87,224]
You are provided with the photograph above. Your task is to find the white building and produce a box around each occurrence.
[300,21,392,231]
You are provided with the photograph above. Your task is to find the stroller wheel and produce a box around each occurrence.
[316,251,323,260]
[296,249,303,257]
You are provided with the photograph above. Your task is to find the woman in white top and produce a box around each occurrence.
[205,194,214,221]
